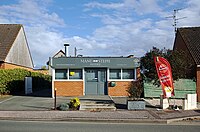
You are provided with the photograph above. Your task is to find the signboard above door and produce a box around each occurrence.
[51,57,140,69]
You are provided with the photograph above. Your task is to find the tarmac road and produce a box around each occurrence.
[0,120,200,132]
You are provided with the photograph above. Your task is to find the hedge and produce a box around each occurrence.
[0,69,51,95]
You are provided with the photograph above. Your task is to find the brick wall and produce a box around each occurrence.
[196,67,200,102]
[54,81,83,96]
[0,62,4,68]
[136,67,141,79]
[108,81,132,96]
[1,62,33,71]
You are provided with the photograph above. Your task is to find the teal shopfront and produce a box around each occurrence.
[50,56,140,97]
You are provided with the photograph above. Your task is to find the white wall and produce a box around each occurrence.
[5,27,33,68]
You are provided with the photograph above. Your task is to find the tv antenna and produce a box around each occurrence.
[166,8,187,34]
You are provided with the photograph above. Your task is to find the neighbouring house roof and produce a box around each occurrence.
[0,24,22,61]
[46,50,65,66]
[177,27,200,65]
[0,24,34,68]
[53,50,65,58]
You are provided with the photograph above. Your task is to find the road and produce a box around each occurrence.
[0,120,200,132]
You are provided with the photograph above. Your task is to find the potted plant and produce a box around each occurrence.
[126,79,145,110]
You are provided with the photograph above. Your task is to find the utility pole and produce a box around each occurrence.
[166,9,186,34]
[74,47,83,57]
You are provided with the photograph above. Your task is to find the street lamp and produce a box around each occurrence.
[74,47,83,57]
[64,43,70,57]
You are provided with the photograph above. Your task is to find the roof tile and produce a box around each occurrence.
[0,24,22,61]
[178,27,200,65]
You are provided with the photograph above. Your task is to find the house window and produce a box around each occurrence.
[109,69,135,80]
[69,69,82,79]
[55,69,67,79]
[109,69,121,79]
[122,69,134,79]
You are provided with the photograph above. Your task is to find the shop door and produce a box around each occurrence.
[85,69,107,95]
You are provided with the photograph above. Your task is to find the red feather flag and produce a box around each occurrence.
[154,56,175,98]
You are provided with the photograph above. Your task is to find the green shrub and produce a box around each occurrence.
[58,103,70,111]
[0,69,51,95]
[0,86,10,95]
[31,72,51,91]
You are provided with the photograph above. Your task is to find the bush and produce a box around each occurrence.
[0,69,51,95]
[31,72,51,91]
[58,103,70,111]
[69,97,80,110]
[127,79,143,100]
[0,86,10,95]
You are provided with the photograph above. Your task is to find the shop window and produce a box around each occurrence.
[69,69,82,79]
[55,69,67,79]
[109,69,121,79]
[122,69,134,79]
[109,69,135,80]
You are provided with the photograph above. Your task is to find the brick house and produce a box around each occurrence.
[49,55,140,97]
[173,27,200,102]
[0,24,33,70]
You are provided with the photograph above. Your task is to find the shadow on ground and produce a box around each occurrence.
[12,88,52,98]
[115,103,127,109]
[30,89,52,97]
[194,110,200,113]
[111,97,127,109]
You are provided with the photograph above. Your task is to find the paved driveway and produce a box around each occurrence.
[0,96,55,111]
[0,94,116,111]
[0,88,73,111]
[0,95,85,111]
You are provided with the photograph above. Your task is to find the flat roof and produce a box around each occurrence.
[50,56,140,69]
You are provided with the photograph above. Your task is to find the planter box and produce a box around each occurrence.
[127,100,146,110]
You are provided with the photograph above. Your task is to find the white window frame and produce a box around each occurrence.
[54,68,83,82]
[108,68,136,81]
[54,69,68,80]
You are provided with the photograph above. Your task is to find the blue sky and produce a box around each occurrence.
[0,0,199,68]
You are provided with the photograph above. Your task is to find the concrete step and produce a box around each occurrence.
[79,101,116,111]
[80,101,114,105]
[80,105,116,111]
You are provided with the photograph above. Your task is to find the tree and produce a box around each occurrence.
[41,66,47,70]
[167,50,195,80]
[140,47,196,86]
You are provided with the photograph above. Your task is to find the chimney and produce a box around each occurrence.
[64,43,70,57]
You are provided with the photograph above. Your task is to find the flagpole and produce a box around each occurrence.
[154,56,175,109]
[173,95,175,109]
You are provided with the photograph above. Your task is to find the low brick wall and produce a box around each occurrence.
[54,81,133,97]
[108,81,132,96]
[1,62,33,71]
[54,81,83,96]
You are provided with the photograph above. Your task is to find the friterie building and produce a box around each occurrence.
[49,55,140,97]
